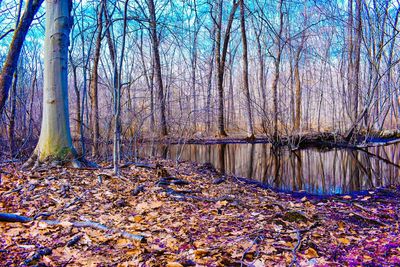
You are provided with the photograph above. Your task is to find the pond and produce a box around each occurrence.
[138,142,400,195]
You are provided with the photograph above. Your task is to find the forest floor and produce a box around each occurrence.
[0,159,399,266]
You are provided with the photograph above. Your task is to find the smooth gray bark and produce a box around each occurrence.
[26,0,77,164]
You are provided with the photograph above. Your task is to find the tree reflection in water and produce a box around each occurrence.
[141,143,400,195]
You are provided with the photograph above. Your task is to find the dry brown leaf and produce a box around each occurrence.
[166,262,184,267]
[304,248,319,259]
[194,248,209,258]
[129,215,143,223]
[338,221,345,231]
[116,238,132,248]
[338,237,350,245]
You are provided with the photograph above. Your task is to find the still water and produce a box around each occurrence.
[139,142,400,195]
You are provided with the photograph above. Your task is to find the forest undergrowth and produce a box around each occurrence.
[0,160,399,266]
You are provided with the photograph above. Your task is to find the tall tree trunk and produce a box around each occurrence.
[294,55,301,131]
[111,0,129,175]
[24,0,78,167]
[206,34,215,133]
[239,0,254,138]
[387,7,400,128]
[27,69,37,137]
[148,0,168,136]
[149,58,155,131]
[347,0,354,124]
[352,0,362,124]
[271,0,284,141]
[103,0,120,173]
[191,0,199,132]
[139,32,155,132]
[8,71,18,157]
[294,31,306,132]
[378,1,396,129]
[215,0,239,137]
[7,0,23,157]
[71,62,81,140]
[0,0,44,115]
[254,25,267,128]
[90,4,103,157]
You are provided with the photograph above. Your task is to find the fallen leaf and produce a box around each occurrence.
[338,237,350,245]
[253,259,265,267]
[337,221,345,231]
[304,248,319,259]
[116,238,131,248]
[149,201,163,209]
[361,196,371,201]
[194,249,209,258]
[363,255,373,261]
[215,200,228,208]
[129,215,143,223]
[166,262,184,267]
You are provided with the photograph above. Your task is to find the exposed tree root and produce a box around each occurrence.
[21,153,98,171]
[0,213,145,242]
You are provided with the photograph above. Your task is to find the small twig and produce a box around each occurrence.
[353,203,374,214]
[2,186,23,196]
[346,211,388,227]
[64,197,82,209]
[240,235,264,267]
[289,229,302,267]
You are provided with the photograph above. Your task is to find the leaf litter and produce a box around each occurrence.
[0,160,399,266]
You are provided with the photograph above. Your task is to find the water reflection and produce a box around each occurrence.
[139,143,400,195]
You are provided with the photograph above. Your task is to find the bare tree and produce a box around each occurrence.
[23,0,80,168]
[90,4,104,157]
[239,0,255,138]
[271,0,284,141]
[0,0,44,115]
[214,0,239,137]
[147,0,168,136]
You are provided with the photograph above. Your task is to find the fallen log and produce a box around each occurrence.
[0,213,32,223]
[212,177,226,185]
[157,177,190,186]
[24,247,52,265]
[103,162,155,170]
[0,213,145,242]
[66,234,83,247]
[165,188,234,203]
